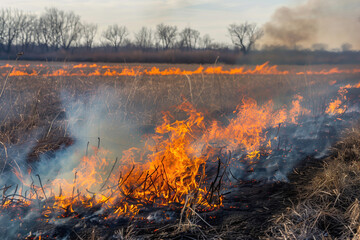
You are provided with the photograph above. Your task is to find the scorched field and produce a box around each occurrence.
[1,61,360,239]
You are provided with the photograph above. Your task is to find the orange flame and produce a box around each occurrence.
[2,63,360,77]
[0,64,12,68]
[289,95,310,124]
[296,67,360,75]
[3,96,313,217]
[326,99,346,115]
[205,99,281,158]
[0,62,360,77]
[73,64,88,68]
[1,62,293,77]
[325,83,355,115]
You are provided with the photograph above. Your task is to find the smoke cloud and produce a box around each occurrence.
[262,0,360,50]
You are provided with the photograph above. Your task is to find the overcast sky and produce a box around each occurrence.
[0,0,303,44]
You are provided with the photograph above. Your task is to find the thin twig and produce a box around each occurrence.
[100,157,118,191]
[36,174,51,211]
[86,141,89,156]
[0,141,8,175]
[184,74,194,103]
[46,110,64,138]
[188,207,217,232]
[72,228,85,240]
[72,171,78,200]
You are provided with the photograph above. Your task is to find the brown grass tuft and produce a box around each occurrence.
[266,126,360,239]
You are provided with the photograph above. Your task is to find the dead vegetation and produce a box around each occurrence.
[0,62,360,239]
[266,126,360,239]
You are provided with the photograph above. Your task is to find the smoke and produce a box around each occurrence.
[262,0,360,50]
[1,79,360,239]
[0,88,146,239]
[0,88,143,204]
[247,115,340,181]
[3,83,359,193]
[32,88,144,191]
[229,81,360,182]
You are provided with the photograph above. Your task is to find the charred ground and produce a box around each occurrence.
[0,61,360,239]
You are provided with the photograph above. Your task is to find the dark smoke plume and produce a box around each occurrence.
[262,0,360,50]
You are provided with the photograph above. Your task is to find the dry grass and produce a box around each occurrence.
[0,62,360,239]
[266,126,360,239]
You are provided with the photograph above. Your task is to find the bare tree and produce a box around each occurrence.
[102,24,129,50]
[155,23,177,49]
[200,34,213,49]
[134,27,153,49]
[39,8,62,49]
[0,10,6,51]
[16,13,37,51]
[0,9,27,53]
[59,10,83,49]
[82,23,97,49]
[179,27,200,49]
[228,22,263,54]
[37,8,82,50]
[35,15,54,50]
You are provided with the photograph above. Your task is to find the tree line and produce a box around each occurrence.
[0,7,263,54]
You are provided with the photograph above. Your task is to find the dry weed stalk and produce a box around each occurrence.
[266,127,360,239]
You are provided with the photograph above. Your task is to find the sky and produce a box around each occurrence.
[0,0,301,44]
[1,0,359,49]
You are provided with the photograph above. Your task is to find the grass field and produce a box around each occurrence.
[0,61,360,239]
[1,61,358,147]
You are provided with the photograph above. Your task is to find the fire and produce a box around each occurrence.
[44,69,70,77]
[7,68,37,76]
[324,81,360,115]
[3,62,359,222]
[205,99,280,158]
[66,62,289,76]
[0,64,12,68]
[326,99,346,115]
[73,64,88,68]
[202,62,289,75]
[2,94,315,220]
[2,61,357,220]
[4,62,351,77]
[2,62,360,77]
[88,69,101,76]
[2,68,38,77]
[289,95,310,123]
[296,67,360,75]
[329,80,337,85]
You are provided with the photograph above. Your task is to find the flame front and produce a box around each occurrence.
[4,62,360,77]
[2,61,358,222]
[2,62,360,77]
[325,82,360,115]
[2,94,315,220]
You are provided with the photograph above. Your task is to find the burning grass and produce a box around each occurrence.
[1,96,308,229]
[0,61,359,239]
[1,61,360,78]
